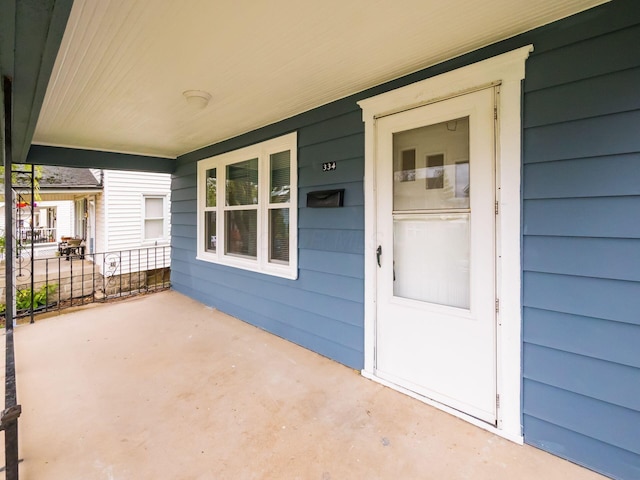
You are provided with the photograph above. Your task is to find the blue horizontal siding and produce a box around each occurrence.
[523,380,640,455]
[524,109,640,163]
[298,206,364,230]
[524,67,640,128]
[524,272,640,326]
[523,154,640,199]
[171,101,365,368]
[298,228,364,254]
[298,250,364,279]
[171,261,363,321]
[524,344,640,411]
[524,308,640,369]
[524,24,640,92]
[524,236,640,281]
[171,187,197,202]
[524,417,640,480]
[298,109,363,147]
[522,14,640,474]
[524,196,640,238]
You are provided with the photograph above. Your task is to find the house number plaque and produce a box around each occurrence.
[322,161,336,172]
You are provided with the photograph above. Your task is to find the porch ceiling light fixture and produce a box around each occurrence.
[182,90,212,109]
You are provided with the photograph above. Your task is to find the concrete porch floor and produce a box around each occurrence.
[8,291,605,479]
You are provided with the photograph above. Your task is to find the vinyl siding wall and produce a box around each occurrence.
[171,1,639,478]
[101,170,171,274]
[521,4,640,479]
[172,103,365,369]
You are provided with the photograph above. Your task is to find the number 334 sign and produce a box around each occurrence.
[322,162,336,172]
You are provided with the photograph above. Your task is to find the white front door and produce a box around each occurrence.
[375,88,497,424]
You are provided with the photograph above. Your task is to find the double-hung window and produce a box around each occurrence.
[143,195,167,241]
[197,132,297,279]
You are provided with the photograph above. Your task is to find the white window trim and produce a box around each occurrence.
[196,132,298,279]
[142,194,169,244]
[358,45,532,444]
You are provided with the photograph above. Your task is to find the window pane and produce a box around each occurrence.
[206,169,217,207]
[205,211,216,252]
[393,116,469,211]
[269,208,289,263]
[226,159,258,206]
[225,210,257,258]
[145,197,164,218]
[144,219,164,240]
[270,150,290,203]
[393,213,469,309]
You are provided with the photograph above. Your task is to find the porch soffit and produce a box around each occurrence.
[33,0,608,160]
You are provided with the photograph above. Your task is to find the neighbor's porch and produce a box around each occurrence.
[3,290,605,479]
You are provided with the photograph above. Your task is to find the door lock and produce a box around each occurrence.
[376,245,382,267]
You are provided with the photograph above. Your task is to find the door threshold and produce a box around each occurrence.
[361,369,523,445]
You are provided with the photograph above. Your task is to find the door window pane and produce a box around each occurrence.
[393,117,469,211]
[269,208,289,263]
[205,211,216,252]
[270,150,290,203]
[393,214,470,309]
[225,210,257,258]
[226,159,258,206]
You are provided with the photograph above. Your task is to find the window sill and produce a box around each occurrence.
[196,254,298,280]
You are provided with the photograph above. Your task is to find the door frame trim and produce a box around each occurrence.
[358,45,532,443]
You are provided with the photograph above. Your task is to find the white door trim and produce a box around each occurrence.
[358,45,532,443]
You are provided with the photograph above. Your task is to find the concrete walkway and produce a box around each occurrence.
[11,291,605,479]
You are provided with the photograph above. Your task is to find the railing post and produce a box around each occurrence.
[2,75,21,480]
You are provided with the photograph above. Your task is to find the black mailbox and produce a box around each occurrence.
[306,189,345,208]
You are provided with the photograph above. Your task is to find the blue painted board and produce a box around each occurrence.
[298,206,364,230]
[524,416,640,480]
[298,110,363,147]
[171,173,197,190]
[524,307,640,369]
[524,109,640,163]
[171,187,197,202]
[524,24,640,93]
[523,236,640,281]
[298,228,364,254]
[171,235,195,251]
[26,145,175,172]
[299,250,364,279]
[171,212,197,227]
[524,197,640,238]
[299,157,364,188]
[298,133,364,167]
[524,67,640,128]
[524,272,640,326]
[524,343,640,411]
[171,224,197,239]
[170,201,196,214]
[524,379,640,455]
[170,270,363,351]
[523,154,640,198]
[521,1,640,56]
[170,262,363,324]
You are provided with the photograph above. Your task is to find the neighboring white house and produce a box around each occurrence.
[2,167,171,269]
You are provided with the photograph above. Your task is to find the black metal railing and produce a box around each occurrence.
[1,245,171,322]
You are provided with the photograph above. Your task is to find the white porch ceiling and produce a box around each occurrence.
[33,0,608,159]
